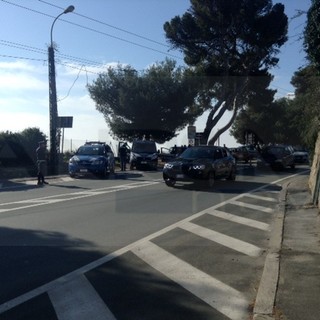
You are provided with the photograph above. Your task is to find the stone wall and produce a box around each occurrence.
[309,131,320,209]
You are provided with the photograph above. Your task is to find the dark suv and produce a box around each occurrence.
[68,141,115,178]
[257,144,295,170]
[129,140,158,170]
[163,146,236,188]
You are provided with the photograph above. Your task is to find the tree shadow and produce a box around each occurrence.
[0,226,113,306]
[0,226,233,320]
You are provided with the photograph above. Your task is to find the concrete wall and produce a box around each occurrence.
[309,131,320,209]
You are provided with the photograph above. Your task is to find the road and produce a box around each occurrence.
[0,165,308,320]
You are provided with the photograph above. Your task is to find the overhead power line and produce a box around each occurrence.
[0,39,107,68]
[1,0,183,61]
[37,0,169,48]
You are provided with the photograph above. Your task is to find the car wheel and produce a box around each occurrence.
[164,178,176,187]
[101,167,109,178]
[207,172,215,188]
[290,163,295,169]
[227,167,236,181]
[110,163,115,174]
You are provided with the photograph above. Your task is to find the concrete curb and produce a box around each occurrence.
[253,181,290,319]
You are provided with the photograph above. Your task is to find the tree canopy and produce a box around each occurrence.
[304,0,320,71]
[290,65,320,150]
[0,127,47,166]
[164,0,288,144]
[230,97,303,146]
[88,59,203,143]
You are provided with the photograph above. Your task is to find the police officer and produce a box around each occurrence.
[119,142,128,171]
[36,141,49,185]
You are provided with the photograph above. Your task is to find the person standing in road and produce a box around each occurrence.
[36,141,49,185]
[119,142,128,171]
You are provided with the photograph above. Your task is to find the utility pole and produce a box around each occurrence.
[48,5,74,175]
[48,45,58,174]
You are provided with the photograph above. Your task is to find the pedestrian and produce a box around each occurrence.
[36,140,49,185]
[119,142,128,171]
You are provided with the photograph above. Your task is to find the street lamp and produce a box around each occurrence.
[48,5,74,175]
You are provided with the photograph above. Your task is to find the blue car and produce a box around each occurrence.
[69,141,115,178]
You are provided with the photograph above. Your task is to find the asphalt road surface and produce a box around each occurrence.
[0,165,309,320]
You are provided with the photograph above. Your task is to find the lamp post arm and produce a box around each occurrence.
[50,12,65,48]
[50,5,74,47]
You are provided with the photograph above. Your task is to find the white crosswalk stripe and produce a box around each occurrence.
[180,221,264,257]
[207,209,271,231]
[132,241,248,320]
[229,199,274,212]
[49,275,116,320]
[244,193,278,202]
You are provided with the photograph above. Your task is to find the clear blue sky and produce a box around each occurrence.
[0,0,311,150]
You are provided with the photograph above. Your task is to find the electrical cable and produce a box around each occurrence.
[37,0,169,48]
[0,0,183,61]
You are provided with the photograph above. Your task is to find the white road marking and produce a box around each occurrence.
[228,200,274,213]
[180,221,264,257]
[49,274,116,320]
[244,194,278,202]
[132,241,248,320]
[207,209,270,231]
[0,181,160,214]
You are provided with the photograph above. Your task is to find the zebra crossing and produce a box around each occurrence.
[0,185,280,320]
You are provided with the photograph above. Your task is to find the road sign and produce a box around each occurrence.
[187,125,196,139]
[57,116,73,128]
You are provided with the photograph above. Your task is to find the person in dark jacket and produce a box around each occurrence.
[119,142,128,171]
[36,141,48,185]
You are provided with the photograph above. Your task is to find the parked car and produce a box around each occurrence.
[229,146,251,162]
[158,145,186,162]
[163,146,236,188]
[257,144,295,170]
[68,141,115,178]
[129,140,158,170]
[293,146,309,164]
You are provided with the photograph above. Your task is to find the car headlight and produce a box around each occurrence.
[150,153,158,160]
[164,163,174,169]
[131,153,139,160]
[69,156,79,164]
[193,164,205,170]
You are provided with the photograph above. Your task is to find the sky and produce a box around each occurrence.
[0,0,311,152]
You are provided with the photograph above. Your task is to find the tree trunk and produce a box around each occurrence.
[208,104,239,145]
[201,100,227,144]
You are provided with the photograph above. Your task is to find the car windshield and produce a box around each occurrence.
[132,142,156,153]
[76,146,104,155]
[265,146,285,155]
[180,147,215,159]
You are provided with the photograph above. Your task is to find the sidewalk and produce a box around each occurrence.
[255,174,320,319]
[275,175,320,320]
